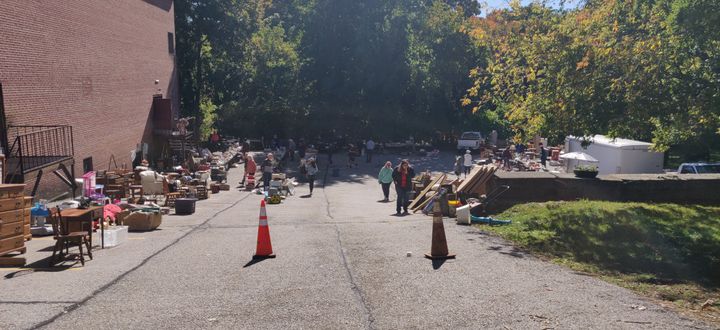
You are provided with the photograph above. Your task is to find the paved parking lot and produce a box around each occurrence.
[0,153,711,329]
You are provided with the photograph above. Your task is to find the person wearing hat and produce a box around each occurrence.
[463,149,473,177]
[305,157,319,196]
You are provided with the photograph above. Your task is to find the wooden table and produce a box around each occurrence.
[60,206,105,249]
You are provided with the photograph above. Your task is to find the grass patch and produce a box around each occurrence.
[480,201,720,320]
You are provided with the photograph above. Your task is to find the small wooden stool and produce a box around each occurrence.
[165,192,181,207]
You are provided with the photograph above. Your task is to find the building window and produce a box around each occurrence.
[83,157,93,173]
[168,32,175,54]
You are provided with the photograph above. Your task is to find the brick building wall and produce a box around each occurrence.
[0,0,178,198]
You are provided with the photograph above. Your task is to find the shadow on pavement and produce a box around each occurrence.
[243,257,271,268]
[431,259,447,270]
[3,256,77,279]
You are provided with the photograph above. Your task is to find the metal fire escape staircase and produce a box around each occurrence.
[4,125,76,197]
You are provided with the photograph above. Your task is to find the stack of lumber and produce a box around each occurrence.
[456,165,497,195]
[408,166,497,214]
[409,174,446,213]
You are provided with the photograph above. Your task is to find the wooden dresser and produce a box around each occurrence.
[0,184,29,266]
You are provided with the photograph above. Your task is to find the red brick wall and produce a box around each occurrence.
[0,0,178,197]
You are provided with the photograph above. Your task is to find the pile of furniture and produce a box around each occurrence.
[0,184,31,266]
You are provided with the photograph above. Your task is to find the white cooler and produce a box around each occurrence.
[455,205,471,225]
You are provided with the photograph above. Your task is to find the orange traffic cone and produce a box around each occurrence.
[253,200,276,259]
[425,198,455,260]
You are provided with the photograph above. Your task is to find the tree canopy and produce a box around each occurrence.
[175,0,719,157]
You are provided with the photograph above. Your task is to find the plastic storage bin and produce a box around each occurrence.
[102,226,128,247]
[175,198,198,215]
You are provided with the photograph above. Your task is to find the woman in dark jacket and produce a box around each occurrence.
[392,159,415,216]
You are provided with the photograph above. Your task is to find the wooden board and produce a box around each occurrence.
[408,174,445,211]
[456,166,484,193]
[0,256,26,266]
[466,167,497,195]
[412,191,437,213]
[457,165,497,194]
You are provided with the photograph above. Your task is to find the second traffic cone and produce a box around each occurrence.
[425,197,455,260]
[253,200,276,259]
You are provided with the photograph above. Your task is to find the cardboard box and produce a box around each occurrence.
[124,211,162,231]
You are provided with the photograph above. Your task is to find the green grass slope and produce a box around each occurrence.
[481,201,720,315]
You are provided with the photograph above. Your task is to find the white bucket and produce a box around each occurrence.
[455,205,471,225]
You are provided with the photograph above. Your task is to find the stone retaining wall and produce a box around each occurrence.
[487,172,720,211]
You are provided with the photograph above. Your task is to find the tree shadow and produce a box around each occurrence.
[516,203,720,288]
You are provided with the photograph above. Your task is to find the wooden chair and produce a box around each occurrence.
[49,207,93,266]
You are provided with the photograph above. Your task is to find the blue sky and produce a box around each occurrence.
[480,0,582,16]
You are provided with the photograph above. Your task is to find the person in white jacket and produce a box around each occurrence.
[305,158,319,196]
[463,149,473,177]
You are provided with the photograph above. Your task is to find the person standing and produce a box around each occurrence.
[463,149,473,177]
[378,161,393,202]
[539,142,548,169]
[502,147,513,171]
[454,156,463,178]
[326,142,335,165]
[392,159,415,216]
[305,158,319,196]
[347,144,357,168]
[288,138,296,161]
[241,154,257,187]
[261,153,275,190]
[298,139,307,159]
[366,139,375,163]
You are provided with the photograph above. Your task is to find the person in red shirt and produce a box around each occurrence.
[240,155,257,187]
[391,159,415,216]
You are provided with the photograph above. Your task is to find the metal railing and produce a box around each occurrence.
[6,125,74,175]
